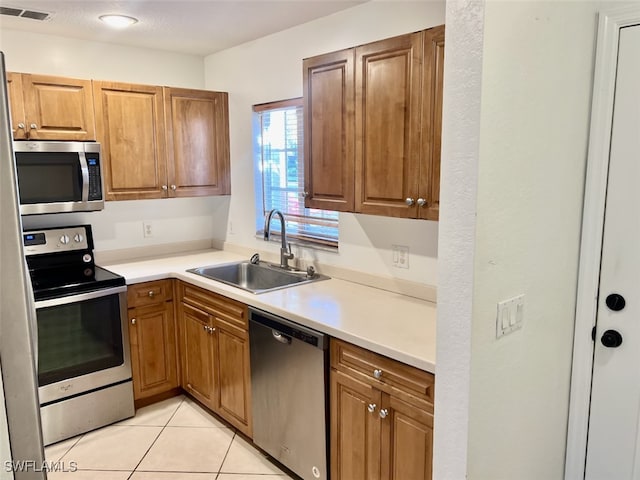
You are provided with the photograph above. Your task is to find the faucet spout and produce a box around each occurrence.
[264,209,294,269]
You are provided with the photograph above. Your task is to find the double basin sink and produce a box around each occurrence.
[187,260,329,294]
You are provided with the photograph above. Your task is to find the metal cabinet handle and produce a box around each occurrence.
[162,185,168,191]
[379,408,389,419]
[148,290,156,297]
[131,318,136,325]
[301,191,309,198]
[17,122,25,130]
[405,198,415,206]
[367,403,377,413]
[203,325,208,332]
[417,198,427,207]
[171,185,177,190]
[30,123,37,130]
[373,369,383,379]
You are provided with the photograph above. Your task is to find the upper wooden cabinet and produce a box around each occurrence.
[8,73,96,141]
[419,26,445,221]
[355,32,423,218]
[94,82,230,201]
[303,49,355,212]
[303,25,445,220]
[93,81,168,201]
[164,87,230,197]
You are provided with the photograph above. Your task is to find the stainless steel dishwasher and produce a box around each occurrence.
[249,307,328,480]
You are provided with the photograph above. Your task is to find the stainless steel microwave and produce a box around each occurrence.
[14,141,104,215]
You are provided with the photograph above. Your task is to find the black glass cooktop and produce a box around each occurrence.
[29,264,125,302]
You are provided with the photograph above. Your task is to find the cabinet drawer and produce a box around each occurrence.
[331,338,434,405]
[128,280,173,308]
[179,282,247,329]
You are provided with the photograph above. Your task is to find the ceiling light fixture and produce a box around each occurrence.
[99,14,138,29]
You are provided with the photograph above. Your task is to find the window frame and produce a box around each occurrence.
[253,97,339,249]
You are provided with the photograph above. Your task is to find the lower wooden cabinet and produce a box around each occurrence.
[178,282,252,437]
[127,280,179,401]
[331,339,434,480]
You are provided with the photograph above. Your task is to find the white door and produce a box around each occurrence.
[585,24,640,480]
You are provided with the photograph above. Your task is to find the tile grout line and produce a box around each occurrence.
[127,395,188,479]
[48,433,83,463]
[215,429,238,480]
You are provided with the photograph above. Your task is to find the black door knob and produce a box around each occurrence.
[601,329,623,348]
[606,293,626,311]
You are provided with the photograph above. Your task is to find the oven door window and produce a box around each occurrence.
[37,294,124,387]
[16,152,82,204]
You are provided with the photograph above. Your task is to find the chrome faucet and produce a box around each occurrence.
[264,209,294,269]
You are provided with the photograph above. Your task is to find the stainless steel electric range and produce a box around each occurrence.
[24,224,134,445]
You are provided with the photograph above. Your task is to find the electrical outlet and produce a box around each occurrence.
[392,245,410,269]
[143,221,153,238]
[496,294,525,338]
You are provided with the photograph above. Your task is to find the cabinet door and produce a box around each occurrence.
[303,49,355,212]
[6,73,26,139]
[331,369,382,480]
[164,88,230,197]
[214,317,252,436]
[179,302,216,409]
[354,32,423,218]
[128,301,178,400]
[381,394,433,480]
[419,25,445,221]
[21,74,95,141]
[93,81,168,200]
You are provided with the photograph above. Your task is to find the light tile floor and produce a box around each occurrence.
[44,395,296,480]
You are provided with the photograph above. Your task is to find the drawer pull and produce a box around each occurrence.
[373,369,383,379]
[367,403,377,413]
[131,318,136,325]
[379,408,389,419]
[148,290,156,297]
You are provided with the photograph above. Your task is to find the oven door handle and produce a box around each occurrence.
[35,285,127,309]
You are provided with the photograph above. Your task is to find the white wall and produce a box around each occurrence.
[437,1,631,479]
[204,1,445,286]
[0,29,230,253]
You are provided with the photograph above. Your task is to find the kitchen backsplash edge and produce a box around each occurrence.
[95,239,437,303]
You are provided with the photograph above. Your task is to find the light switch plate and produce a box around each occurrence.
[392,245,409,269]
[496,294,525,338]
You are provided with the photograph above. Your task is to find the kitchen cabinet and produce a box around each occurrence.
[93,81,168,201]
[418,26,445,221]
[127,280,179,402]
[7,72,96,141]
[303,25,445,220]
[178,282,252,437]
[164,87,230,196]
[302,49,355,212]
[330,338,434,480]
[94,81,231,201]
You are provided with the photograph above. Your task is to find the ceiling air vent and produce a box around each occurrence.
[0,5,51,21]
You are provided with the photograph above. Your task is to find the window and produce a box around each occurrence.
[254,98,338,247]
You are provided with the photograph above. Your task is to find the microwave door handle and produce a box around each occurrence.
[79,151,89,202]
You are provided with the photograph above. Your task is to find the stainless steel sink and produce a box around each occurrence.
[187,261,329,294]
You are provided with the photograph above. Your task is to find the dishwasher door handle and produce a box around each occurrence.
[272,330,292,344]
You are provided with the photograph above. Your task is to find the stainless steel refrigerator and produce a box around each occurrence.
[0,52,48,479]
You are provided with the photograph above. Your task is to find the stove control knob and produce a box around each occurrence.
[74,234,84,243]
[59,235,70,245]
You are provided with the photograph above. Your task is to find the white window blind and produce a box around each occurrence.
[254,98,338,247]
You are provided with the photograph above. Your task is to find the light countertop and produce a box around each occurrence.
[103,249,436,373]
